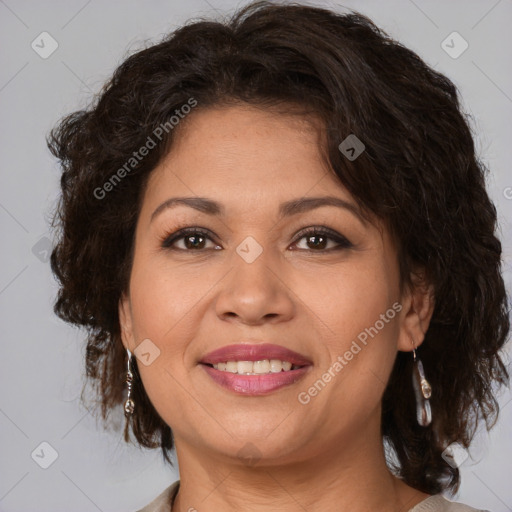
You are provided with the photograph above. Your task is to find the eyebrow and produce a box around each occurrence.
[150,196,366,225]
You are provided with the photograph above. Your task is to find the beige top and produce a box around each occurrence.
[135,481,490,512]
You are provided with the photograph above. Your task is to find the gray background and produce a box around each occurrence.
[0,0,511,511]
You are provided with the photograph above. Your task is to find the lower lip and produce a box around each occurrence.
[201,364,311,395]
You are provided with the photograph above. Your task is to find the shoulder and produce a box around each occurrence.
[134,480,180,512]
[133,484,489,512]
[408,494,491,512]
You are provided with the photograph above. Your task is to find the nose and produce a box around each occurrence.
[214,246,295,326]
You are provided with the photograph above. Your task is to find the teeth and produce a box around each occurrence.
[212,359,298,374]
[237,361,253,374]
[281,361,293,371]
[253,360,270,373]
[226,361,238,373]
[269,359,283,373]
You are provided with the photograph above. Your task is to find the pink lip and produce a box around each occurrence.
[201,365,311,395]
[199,343,312,366]
[199,343,313,396]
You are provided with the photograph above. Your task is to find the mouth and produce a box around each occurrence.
[202,360,304,374]
[199,343,312,395]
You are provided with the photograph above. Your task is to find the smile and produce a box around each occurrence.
[211,359,301,374]
[200,363,311,395]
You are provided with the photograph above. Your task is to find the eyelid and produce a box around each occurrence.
[160,224,353,251]
[292,226,352,244]
[160,226,218,249]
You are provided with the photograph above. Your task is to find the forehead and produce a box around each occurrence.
[144,104,344,205]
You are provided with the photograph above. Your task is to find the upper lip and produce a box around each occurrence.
[199,343,312,366]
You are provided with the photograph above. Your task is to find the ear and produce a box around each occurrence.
[118,292,136,353]
[397,268,435,352]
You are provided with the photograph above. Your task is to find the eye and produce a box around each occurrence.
[161,227,221,251]
[291,227,353,251]
[161,226,353,252]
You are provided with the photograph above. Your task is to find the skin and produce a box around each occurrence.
[119,104,435,512]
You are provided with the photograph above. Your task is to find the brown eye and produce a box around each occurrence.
[162,228,220,251]
[182,233,207,249]
[304,234,329,250]
[292,227,353,251]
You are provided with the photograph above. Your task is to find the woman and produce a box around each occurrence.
[47,1,509,511]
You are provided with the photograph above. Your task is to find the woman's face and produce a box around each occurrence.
[120,104,423,465]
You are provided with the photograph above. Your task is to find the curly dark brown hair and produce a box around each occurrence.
[47,0,510,495]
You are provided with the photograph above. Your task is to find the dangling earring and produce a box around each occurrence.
[411,339,432,427]
[124,348,135,417]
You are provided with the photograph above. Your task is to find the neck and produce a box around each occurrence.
[171,413,430,512]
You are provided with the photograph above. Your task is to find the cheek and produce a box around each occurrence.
[128,252,206,341]
[295,257,400,412]
[126,249,224,388]
[126,257,200,417]
[295,256,398,349]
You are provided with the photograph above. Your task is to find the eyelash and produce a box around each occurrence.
[160,226,353,252]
